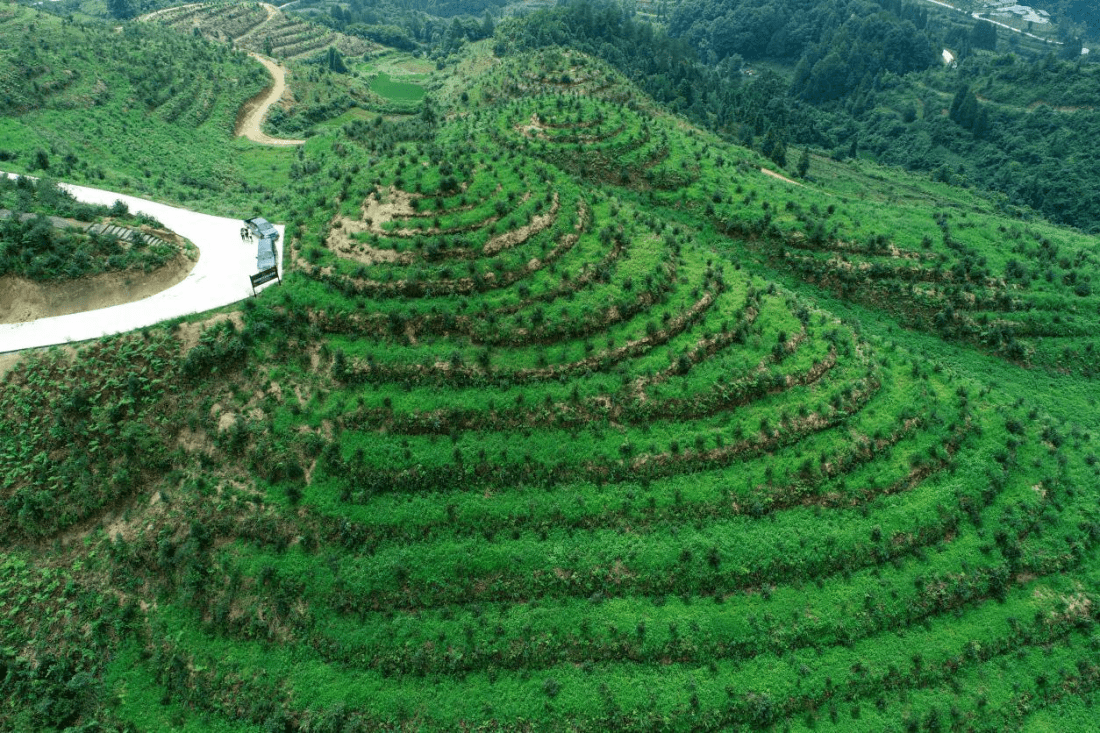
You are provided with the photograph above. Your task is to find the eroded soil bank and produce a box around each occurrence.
[0,251,197,324]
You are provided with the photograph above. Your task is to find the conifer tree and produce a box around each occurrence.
[762,127,787,168]
[107,0,134,19]
[797,147,810,178]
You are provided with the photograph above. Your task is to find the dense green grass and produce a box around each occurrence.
[369,71,426,103]
[2,23,1100,733]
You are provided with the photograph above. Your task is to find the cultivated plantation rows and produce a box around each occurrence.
[0,4,274,209]
[1,7,266,129]
[70,59,1096,727]
[148,2,378,61]
[2,23,1099,730]
[479,52,1100,374]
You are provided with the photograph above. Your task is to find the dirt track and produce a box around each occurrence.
[139,4,304,147]
[236,53,306,146]
[761,168,804,187]
[136,2,203,22]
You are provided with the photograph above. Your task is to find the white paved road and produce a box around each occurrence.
[0,175,284,353]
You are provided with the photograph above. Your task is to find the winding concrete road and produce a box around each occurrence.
[0,174,285,353]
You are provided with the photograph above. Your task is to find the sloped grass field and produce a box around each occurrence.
[0,4,299,214]
[1,33,1100,733]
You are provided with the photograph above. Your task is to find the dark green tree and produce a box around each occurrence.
[949,84,982,131]
[329,5,347,29]
[1060,36,1084,60]
[797,147,810,178]
[801,52,848,103]
[326,47,347,73]
[957,92,980,129]
[420,95,437,126]
[970,20,997,51]
[949,84,970,121]
[107,0,135,19]
[762,127,787,168]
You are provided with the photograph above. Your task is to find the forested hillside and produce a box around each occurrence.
[668,0,934,68]
[2,1,1100,731]
[497,0,1100,232]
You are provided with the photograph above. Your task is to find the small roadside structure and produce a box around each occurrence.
[245,216,281,293]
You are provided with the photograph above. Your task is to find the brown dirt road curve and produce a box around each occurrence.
[235,53,306,146]
[761,168,804,187]
[138,5,303,147]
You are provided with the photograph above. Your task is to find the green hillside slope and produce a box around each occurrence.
[0,4,285,213]
[1,12,1099,733]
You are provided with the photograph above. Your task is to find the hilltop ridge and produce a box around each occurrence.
[1,4,1099,731]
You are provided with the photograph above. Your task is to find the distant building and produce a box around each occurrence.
[246,217,279,271]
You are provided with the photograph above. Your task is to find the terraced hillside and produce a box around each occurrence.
[474,50,1100,374]
[0,6,265,130]
[147,2,379,61]
[0,4,278,212]
[2,32,1100,733]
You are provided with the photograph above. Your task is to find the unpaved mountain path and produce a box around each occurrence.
[761,168,804,187]
[139,4,302,146]
[236,53,306,146]
[233,1,280,44]
[259,2,280,21]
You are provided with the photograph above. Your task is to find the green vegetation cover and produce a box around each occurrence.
[1,2,1100,732]
[495,0,1100,233]
[0,4,272,213]
[0,177,182,281]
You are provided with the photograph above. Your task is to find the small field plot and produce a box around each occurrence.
[357,53,431,103]
[369,72,426,103]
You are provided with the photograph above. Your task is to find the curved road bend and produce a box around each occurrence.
[0,174,284,353]
[237,53,306,146]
